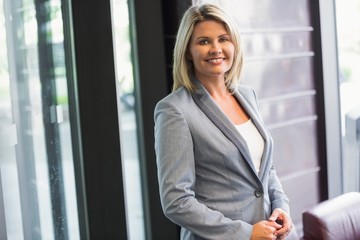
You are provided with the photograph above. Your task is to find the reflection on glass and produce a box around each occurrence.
[111,0,145,239]
[336,0,360,192]
[336,0,360,130]
[0,0,79,239]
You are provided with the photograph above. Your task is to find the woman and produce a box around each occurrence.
[154,4,298,240]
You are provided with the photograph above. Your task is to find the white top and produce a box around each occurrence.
[235,119,264,174]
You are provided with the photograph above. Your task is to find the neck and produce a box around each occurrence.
[196,75,228,98]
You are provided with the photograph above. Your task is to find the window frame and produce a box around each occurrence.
[68,0,127,238]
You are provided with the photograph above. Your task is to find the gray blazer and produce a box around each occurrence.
[154,80,293,240]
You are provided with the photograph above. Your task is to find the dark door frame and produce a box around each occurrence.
[69,0,127,238]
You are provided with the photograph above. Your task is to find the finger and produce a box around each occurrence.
[274,227,287,235]
[281,219,290,230]
[269,209,280,222]
[266,221,282,229]
[274,226,291,237]
[270,230,278,240]
[279,215,292,232]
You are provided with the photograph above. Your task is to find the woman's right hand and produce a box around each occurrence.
[250,220,282,240]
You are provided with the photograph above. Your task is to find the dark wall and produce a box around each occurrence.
[162,0,192,91]
[130,0,178,239]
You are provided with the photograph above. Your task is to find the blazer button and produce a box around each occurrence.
[254,189,263,198]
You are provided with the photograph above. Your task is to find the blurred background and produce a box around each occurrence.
[0,0,359,239]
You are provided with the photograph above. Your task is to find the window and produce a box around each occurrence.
[0,0,80,238]
[336,0,360,192]
[111,0,145,239]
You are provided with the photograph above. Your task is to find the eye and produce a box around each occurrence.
[199,39,209,45]
[219,36,230,42]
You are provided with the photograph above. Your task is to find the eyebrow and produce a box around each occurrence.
[195,34,230,40]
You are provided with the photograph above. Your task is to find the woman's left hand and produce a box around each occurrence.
[268,208,292,240]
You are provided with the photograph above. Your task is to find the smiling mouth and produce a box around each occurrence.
[206,58,225,63]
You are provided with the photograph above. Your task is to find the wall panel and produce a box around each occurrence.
[270,121,319,176]
[242,58,315,98]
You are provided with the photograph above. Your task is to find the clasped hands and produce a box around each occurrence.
[250,208,292,240]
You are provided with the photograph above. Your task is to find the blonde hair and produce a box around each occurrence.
[172,4,243,92]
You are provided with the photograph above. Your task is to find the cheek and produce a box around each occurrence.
[189,45,208,61]
[226,45,235,59]
[189,48,200,61]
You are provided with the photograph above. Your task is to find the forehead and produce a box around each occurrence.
[192,20,229,36]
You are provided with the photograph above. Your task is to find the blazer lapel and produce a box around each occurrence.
[233,89,271,180]
[191,81,262,186]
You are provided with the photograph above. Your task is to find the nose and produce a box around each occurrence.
[209,43,222,56]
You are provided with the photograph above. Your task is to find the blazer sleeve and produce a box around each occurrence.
[268,166,290,213]
[244,87,290,214]
[154,99,253,240]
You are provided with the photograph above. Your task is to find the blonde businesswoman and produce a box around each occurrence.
[154,4,298,240]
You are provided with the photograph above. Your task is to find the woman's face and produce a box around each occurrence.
[188,20,235,81]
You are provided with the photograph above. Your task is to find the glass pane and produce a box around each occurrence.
[0,2,23,238]
[336,0,360,191]
[111,0,145,239]
[0,0,80,239]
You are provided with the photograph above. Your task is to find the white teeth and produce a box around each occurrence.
[208,58,223,63]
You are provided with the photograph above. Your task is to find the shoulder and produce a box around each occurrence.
[154,87,194,119]
[235,84,261,113]
[155,87,192,109]
[238,84,257,102]
[238,84,255,95]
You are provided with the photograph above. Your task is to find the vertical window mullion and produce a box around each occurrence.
[60,0,90,238]
[34,1,69,238]
[70,0,128,238]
